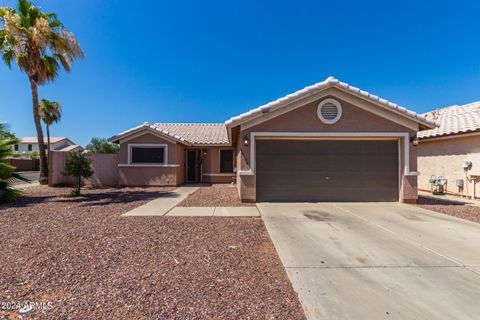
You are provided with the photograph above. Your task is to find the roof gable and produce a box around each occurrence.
[225,77,436,130]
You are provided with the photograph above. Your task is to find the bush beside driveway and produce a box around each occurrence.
[0,186,304,319]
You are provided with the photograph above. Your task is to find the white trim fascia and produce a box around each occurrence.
[202,173,235,176]
[110,122,191,145]
[128,143,168,165]
[226,77,435,129]
[120,129,187,145]
[118,164,180,168]
[237,131,419,176]
[418,131,480,142]
[190,143,233,147]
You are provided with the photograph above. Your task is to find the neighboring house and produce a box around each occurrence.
[110,77,435,203]
[418,101,480,198]
[13,137,83,155]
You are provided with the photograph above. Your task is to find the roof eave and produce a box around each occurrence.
[108,122,191,145]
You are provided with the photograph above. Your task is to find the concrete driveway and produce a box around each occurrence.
[258,202,480,320]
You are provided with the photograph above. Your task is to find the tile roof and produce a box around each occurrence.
[57,144,83,152]
[109,122,230,145]
[153,123,229,145]
[19,137,67,143]
[225,76,436,129]
[418,101,480,139]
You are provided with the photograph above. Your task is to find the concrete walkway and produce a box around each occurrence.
[165,206,259,217]
[13,181,40,189]
[123,186,259,217]
[419,190,480,207]
[259,202,480,320]
[123,186,199,216]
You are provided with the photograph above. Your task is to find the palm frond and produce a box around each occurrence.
[53,52,70,71]
[0,181,22,202]
[10,172,30,183]
[39,98,61,125]
[2,48,15,68]
[42,55,59,81]
[17,0,30,17]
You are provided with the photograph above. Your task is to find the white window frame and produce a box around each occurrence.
[128,144,168,166]
[219,148,235,174]
[317,98,342,124]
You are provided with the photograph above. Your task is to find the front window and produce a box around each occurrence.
[14,144,18,151]
[129,145,166,164]
[220,149,234,173]
[28,144,32,151]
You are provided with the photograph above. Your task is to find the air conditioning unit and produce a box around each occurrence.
[462,160,472,170]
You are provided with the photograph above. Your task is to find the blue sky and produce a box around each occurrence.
[1,0,479,146]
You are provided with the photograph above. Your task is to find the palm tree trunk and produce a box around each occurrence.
[46,124,51,165]
[29,76,48,184]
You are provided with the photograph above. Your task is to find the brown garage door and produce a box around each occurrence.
[256,140,399,202]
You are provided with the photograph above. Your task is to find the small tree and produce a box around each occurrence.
[62,151,93,196]
[85,137,119,154]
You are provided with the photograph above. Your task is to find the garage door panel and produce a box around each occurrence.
[256,140,399,202]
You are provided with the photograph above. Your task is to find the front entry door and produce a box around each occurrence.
[186,150,199,183]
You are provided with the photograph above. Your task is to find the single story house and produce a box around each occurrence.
[13,137,82,155]
[418,101,480,198]
[109,77,435,203]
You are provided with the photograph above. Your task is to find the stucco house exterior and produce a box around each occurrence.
[109,77,435,203]
[418,101,480,198]
[13,137,82,155]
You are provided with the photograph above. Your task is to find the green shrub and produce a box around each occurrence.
[62,151,94,197]
[86,137,119,154]
[0,123,28,203]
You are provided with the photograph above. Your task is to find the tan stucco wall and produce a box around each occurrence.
[84,153,120,187]
[118,132,182,186]
[119,166,178,186]
[418,135,480,198]
[117,133,234,186]
[49,152,119,187]
[236,95,418,203]
[201,147,235,184]
[176,144,185,185]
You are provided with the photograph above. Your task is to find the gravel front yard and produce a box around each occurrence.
[177,184,255,207]
[415,196,480,223]
[0,186,304,319]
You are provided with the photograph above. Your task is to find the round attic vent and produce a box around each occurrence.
[317,99,342,124]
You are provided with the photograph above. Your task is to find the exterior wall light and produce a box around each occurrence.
[243,136,249,146]
[410,135,419,146]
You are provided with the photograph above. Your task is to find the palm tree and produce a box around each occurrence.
[0,0,83,184]
[39,99,61,160]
